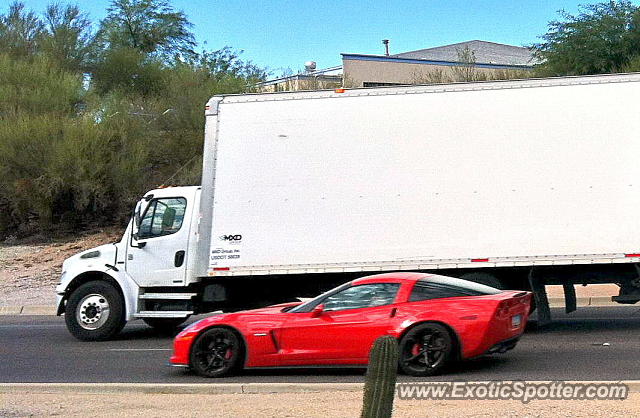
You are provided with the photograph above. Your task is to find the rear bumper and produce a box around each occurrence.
[486,336,520,355]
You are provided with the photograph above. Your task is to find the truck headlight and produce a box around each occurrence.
[80,250,101,259]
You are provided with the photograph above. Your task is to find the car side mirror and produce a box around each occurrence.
[311,304,324,317]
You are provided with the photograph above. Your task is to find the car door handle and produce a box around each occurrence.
[390,308,397,318]
[174,250,185,267]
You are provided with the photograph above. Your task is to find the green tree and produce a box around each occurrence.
[452,45,479,82]
[96,0,195,59]
[189,47,270,82]
[0,1,44,58]
[39,4,94,71]
[0,53,83,117]
[0,1,269,238]
[533,1,640,76]
[92,47,167,96]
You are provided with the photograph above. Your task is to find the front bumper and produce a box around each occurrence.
[55,293,65,316]
[170,332,198,366]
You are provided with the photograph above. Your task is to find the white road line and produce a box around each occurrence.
[106,348,172,352]
[0,325,63,329]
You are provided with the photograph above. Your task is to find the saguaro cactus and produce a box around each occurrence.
[360,335,399,418]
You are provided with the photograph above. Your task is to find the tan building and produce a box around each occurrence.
[257,40,537,91]
[342,40,537,87]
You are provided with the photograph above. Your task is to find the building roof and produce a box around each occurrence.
[393,40,537,66]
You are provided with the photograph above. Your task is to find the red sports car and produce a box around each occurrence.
[170,272,531,377]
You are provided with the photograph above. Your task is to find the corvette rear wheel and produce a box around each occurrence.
[399,323,453,376]
[190,327,243,377]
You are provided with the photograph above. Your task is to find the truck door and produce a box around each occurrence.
[126,196,192,287]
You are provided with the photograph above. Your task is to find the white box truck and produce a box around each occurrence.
[57,72,640,340]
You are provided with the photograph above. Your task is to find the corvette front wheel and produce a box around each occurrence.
[190,327,243,377]
[399,323,453,376]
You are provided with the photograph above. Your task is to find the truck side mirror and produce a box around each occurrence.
[131,233,147,248]
[134,202,142,228]
[311,304,325,317]
[130,201,148,249]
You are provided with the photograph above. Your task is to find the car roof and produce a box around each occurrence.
[352,272,432,285]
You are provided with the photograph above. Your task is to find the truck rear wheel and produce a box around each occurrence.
[64,280,125,341]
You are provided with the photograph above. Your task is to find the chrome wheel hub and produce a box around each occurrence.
[76,294,110,330]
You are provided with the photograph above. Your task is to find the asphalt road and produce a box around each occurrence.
[1,307,640,383]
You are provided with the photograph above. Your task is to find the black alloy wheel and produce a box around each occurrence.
[399,323,453,376]
[190,327,243,377]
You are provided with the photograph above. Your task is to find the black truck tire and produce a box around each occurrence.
[64,280,126,341]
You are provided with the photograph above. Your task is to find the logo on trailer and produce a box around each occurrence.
[219,234,242,242]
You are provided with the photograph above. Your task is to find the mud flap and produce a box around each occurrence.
[563,283,577,313]
[528,269,551,326]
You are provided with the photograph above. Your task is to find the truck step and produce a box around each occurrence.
[134,311,194,318]
[138,293,197,300]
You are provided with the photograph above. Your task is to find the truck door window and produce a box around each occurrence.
[138,198,187,239]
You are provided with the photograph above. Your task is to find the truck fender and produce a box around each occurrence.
[57,270,139,321]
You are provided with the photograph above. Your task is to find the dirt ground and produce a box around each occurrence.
[0,230,121,307]
[546,283,619,299]
[0,391,638,418]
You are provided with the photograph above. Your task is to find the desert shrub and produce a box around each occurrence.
[0,53,83,117]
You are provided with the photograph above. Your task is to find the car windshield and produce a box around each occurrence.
[288,282,352,313]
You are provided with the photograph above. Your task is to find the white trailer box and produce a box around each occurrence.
[201,73,640,277]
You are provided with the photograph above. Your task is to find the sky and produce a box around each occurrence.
[15,0,612,75]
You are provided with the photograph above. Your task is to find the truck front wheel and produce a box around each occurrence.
[64,280,126,341]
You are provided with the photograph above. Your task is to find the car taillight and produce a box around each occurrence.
[496,299,515,318]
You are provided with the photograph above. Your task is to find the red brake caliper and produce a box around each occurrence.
[411,343,421,356]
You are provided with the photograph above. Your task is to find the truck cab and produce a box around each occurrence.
[56,186,201,341]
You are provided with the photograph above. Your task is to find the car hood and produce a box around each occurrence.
[200,302,302,324]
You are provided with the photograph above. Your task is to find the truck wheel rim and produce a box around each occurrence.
[76,294,110,330]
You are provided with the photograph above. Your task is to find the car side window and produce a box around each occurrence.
[323,283,400,312]
[409,282,485,302]
[138,198,187,239]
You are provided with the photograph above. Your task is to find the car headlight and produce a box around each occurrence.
[177,319,204,337]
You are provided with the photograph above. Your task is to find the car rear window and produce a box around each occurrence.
[409,276,501,302]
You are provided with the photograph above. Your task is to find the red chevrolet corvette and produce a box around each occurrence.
[170,272,531,377]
